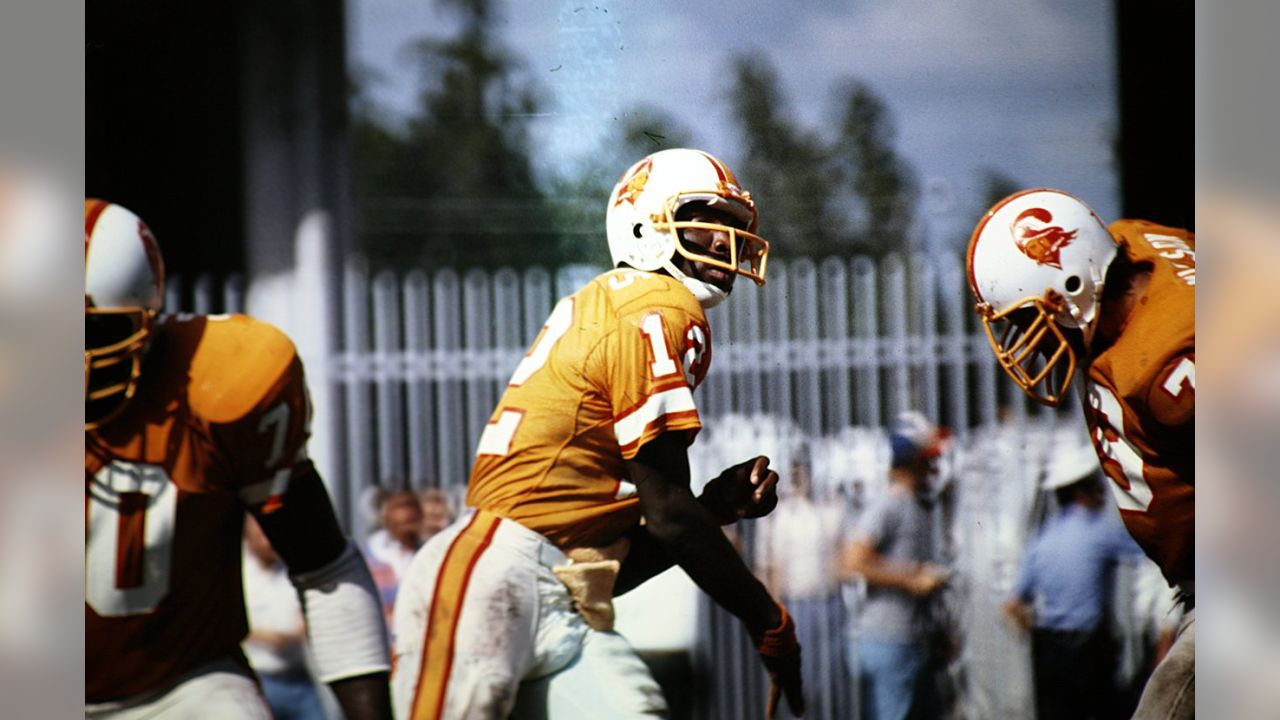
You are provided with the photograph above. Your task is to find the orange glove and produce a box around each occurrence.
[752,603,805,718]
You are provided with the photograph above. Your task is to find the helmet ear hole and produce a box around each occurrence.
[632,223,644,239]
[1064,275,1083,294]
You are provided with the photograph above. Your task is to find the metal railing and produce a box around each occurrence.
[172,252,1162,720]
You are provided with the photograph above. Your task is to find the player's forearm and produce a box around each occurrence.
[614,524,677,596]
[329,672,392,720]
[615,494,766,595]
[640,480,779,634]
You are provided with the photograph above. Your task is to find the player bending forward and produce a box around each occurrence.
[967,189,1194,719]
[391,149,805,719]
[85,200,392,719]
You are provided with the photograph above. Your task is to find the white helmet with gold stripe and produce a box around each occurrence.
[605,148,768,308]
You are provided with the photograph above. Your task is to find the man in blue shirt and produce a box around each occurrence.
[1005,444,1144,720]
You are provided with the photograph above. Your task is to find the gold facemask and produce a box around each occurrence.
[976,291,1078,407]
[654,192,770,286]
[85,307,152,430]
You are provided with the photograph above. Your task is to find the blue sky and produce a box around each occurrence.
[349,0,1119,250]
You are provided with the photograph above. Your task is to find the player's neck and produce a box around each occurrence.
[1093,266,1152,353]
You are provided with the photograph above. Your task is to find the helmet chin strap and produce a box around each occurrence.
[685,278,728,309]
[662,258,728,309]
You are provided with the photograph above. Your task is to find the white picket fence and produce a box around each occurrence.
[171,248,1092,719]
[176,252,1070,523]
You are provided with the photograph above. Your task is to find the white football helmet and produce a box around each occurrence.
[967,188,1118,406]
[85,199,165,430]
[605,148,768,308]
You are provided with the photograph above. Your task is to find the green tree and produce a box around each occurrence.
[546,105,695,268]
[829,80,918,256]
[925,168,1020,250]
[722,56,917,258]
[350,0,557,270]
[727,56,845,258]
[980,168,1022,209]
[349,67,405,204]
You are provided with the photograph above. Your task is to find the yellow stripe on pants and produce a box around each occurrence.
[410,511,502,720]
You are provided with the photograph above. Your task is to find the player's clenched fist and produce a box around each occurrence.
[699,455,780,524]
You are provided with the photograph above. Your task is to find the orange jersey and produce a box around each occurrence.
[1083,220,1195,585]
[85,314,312,702]
[466,269,712,549]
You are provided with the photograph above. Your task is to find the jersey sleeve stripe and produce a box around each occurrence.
[618,410,701,459]
[611,377,690,423]
[475,409,525,457]
[613,385,699,449]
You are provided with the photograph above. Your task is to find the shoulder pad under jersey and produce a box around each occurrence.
[182,314,304,425]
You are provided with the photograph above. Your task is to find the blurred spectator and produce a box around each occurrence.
[1004,444,1145,720]
[842,411,951,720]
[417,487,456,543]
[359,484,387,535]
[754,445,854,720]
[365,489,424,580]
[242,514,325,720]
[361,489,425,635]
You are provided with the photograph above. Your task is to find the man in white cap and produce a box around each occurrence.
[842,411,952,720]
[1004,442,1145,720]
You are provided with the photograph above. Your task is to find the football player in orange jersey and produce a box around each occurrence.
[85,200,393,719]
[967,188,1194,720]
[391,148,804,720]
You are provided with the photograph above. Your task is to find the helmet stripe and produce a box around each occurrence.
[966,209,992,303]
[695,150,731,185]
[139,220,165,295]
[83,200,166,309]
[85,198,110,241]
[85,199,109,285]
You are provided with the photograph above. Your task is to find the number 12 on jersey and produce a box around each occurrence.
[478,303,705,458]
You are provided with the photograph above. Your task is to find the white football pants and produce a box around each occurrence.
[391,510,667,720]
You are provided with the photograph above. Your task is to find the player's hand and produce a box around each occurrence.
[699,456,780,524]
[762,646,804,718]
[753,603,805,718]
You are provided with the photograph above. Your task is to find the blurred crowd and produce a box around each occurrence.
[233,411,1176,720]
[697,412,1177,720]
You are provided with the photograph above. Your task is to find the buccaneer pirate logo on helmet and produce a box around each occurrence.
[613,157,654,208]
[1012,207,1077,269]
